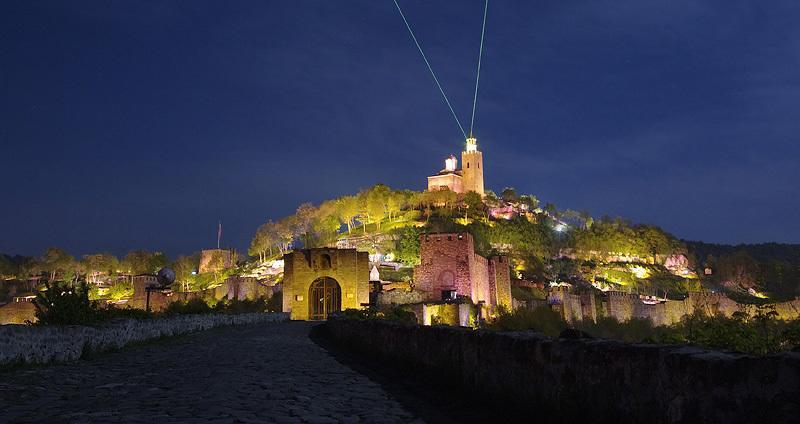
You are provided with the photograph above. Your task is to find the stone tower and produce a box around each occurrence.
[461,137,484,196]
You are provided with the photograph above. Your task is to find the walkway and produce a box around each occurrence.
[0,322,419,423]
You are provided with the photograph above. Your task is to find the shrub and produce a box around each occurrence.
[575,317,679,344]
[103,305,154,320]
[33,280,104,326]
[106,280,134,301]
[164,297,216,315]
[487,305,567,336]
[220,297,268,314]
[340,306,417,324]
[679,307,786,354]
[163,296,277,315]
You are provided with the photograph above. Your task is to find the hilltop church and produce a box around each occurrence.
[427,137,485,196]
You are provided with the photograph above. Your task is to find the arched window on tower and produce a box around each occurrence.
[467,162,470,168]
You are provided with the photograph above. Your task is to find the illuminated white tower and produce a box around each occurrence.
[461,137,484,196]
[444,155,458,172]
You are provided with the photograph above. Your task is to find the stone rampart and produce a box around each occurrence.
[0,301,36,325]
[375,290,429,306]
[324,318,800,423]
[0,312,288,366]
[596,292,800,326]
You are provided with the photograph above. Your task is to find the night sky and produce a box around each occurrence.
[2,0,799,258]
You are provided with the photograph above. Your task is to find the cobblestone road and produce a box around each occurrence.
[0,322,420,423]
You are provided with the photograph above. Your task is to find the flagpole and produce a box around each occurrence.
[217,220,222,249]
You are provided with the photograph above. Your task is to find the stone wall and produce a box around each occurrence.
[542,290,800,326]
[0,301,36,325]
[217,276,273,301]
[471,254,490,304]
[489,256,512,309]
[0,312,288,366]
[375,290,429,306]
[324,318,800,423]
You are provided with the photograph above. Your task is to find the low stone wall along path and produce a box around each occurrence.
[0,322,418,423]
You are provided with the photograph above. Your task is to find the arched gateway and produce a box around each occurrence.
[282,248,369,320]
[308,277,341,320]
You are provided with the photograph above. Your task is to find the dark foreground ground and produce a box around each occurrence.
[0,322,508,423]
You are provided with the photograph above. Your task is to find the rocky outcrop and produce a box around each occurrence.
[324,318,800,423]
[0,312,288,366]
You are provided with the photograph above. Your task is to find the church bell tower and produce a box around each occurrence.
[461,137,484,196]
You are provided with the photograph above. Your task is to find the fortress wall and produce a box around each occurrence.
[472,255,489,304]
[376,290,430,306]
[0,301,36,325]
[325,318,800,423]
[561,294,586,324]
[606,292,636,322]
[490,256,512,310]
[0,312,288,366]
[580,292,597,323]
[586,292,800,326]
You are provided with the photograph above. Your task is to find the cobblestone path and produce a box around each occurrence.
[0,322,420,423]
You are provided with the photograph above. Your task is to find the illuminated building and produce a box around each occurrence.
[426,137,485,196]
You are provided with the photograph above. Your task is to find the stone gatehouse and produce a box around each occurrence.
[413,232,512,312]
[282,248,369,320]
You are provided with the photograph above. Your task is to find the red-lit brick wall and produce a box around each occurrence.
[414,233,475,300]
[413,233,509,309]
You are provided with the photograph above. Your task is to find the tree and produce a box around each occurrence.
[501,187,519,203]
[81,253,119,283]
[463,191,485,220]
[121,250,167,276]
[716,251,761,289]
[40,247,75,283]
[358,185,390,232]
[368,184,390,231]
[636,225,678,264]
[335,195,360,234]
[249,222,272,261]
[385,190,404,222]
[0,254,15,278]
[172,254,200,292]
[276,217,295,252]
[393,226,423,265]
[312,201,342,247]
[519,194,540,211]
[293,203,318,247]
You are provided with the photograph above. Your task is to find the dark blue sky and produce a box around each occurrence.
[2,0,799,257]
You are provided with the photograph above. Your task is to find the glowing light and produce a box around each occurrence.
[554,223,567,232]
[465,137,477,152]
[629,265,650,279]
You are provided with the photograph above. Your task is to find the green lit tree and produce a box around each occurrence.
[40,247,76,283]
